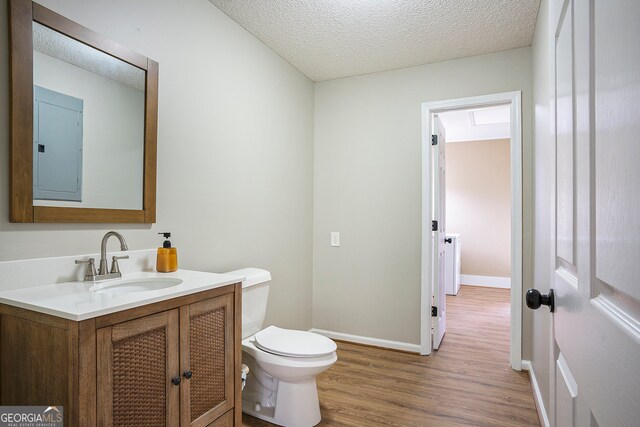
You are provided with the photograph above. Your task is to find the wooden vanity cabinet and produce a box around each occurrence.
[0,283,242,427]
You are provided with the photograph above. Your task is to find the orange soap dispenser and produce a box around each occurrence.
[156,232,178,273]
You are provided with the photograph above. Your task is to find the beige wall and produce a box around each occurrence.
[445,139,511,278]
[531,0,553,416]
[313,47,534,346]
[0,0,315,330]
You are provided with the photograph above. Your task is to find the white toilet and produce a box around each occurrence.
[225,268,337,427]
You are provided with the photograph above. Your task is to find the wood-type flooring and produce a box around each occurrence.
[243,285,540,426]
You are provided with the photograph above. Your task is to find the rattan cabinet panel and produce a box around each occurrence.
[97,309,180,427]
[180,294,234,427]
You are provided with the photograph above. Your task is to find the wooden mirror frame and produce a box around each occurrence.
[9,0,158,223]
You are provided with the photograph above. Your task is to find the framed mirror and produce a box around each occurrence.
[9,0,158,223]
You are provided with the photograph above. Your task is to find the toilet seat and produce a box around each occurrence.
[254,326,337,358]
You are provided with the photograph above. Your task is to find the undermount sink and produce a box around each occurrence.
[90,277,183,294]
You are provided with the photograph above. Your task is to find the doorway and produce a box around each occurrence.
[419,92,523,371]
[441,106,512,294]
[440,105,513,363]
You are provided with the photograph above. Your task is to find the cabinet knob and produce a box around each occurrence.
[171,376,181,386]
[183,370,193,379]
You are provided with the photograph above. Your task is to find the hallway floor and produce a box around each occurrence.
[243,285,540,426]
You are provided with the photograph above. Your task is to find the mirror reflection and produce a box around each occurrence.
[32,22,145,210]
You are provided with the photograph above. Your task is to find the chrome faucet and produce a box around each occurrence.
[75,231,129,282]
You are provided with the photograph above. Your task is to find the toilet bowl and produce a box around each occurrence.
[242,327,337,426]
[224,268,337,427]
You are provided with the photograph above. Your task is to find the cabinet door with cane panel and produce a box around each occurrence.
[97,310,180,427]
[180,293,234,426]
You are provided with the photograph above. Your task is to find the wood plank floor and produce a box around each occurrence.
[243,285,540,426]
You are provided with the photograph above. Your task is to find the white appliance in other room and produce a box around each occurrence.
[445,234,462,295]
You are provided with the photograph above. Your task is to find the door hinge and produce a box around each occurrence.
[431,134,438,145]
[431,306,438,317]
[432,220,438,231]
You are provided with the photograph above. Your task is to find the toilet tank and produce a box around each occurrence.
[224,268,271,339]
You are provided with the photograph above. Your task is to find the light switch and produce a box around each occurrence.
[330,232,340,247]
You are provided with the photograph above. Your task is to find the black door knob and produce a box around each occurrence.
[171,376,181,386]
[444,237,452,244]
[183,370,193,379]
[526,289,555,312]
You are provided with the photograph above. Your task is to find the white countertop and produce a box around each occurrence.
[0,269,243,321]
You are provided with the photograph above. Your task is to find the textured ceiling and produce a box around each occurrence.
[33,22,145,91]
[210,0,540,81]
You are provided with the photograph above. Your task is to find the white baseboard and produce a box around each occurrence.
[310,328,421,353]
[460,274,511,289]
[522,360,551,427]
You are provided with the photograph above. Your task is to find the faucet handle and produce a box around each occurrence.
[110,255,129,274]
[75,258,97,281]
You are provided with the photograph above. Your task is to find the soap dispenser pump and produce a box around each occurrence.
[156,232,178,273]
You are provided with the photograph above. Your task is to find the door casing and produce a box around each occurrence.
[420,91,523,371]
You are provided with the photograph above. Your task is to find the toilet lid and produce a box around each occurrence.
[254,326,337,358]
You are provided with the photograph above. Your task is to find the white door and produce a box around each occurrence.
[432,115,446,350]
[541,1,640,425]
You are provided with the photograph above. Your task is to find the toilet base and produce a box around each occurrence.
[241,333,336,427]
[242,377,321,427]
